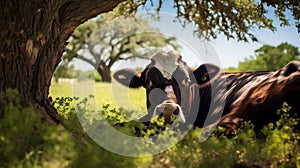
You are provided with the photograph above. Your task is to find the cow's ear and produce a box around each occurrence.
[193,64,220,84]
[113,68,145,88]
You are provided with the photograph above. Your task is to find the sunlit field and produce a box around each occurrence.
[50,81,147,117]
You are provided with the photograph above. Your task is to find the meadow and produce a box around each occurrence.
[0,82,299,167]
[50,81,146,110]
[50,81,148,120]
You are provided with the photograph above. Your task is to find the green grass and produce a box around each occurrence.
[50,81,147,111]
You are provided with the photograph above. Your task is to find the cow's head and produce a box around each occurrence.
[113,50,220,126]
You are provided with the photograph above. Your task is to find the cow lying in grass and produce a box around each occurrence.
[114,50,299,135]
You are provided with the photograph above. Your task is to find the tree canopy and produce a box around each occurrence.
[64,12,179,82]
[119,0,299,42]
[237,43,300,71]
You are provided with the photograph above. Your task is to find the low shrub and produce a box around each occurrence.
[1,91,299,167]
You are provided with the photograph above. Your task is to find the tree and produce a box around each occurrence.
[122,0,299,41]
[261,0,300,31]
[0,0,125,123]
[64,14,179,82]
[238,43,300,71]
[53,63,75,82]
[0,0,299,124]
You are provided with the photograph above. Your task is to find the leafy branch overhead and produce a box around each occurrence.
[64,12,179,82]
[120,0,299,42]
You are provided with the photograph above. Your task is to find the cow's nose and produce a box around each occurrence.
[152,102,186,126]
[163,101,180,115]
[155,101,181,121]
[172,107,179,115]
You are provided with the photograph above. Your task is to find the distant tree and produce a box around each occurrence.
[53,63,75,81]
[64,13,179,82]
[223,67,239,72]
[238,43,300,71]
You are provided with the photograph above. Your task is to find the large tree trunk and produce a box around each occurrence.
[0,0,124,124]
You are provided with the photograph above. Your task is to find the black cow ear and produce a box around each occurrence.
[193,64,220,84]
[113,68,145,88]
[280,61,300,77]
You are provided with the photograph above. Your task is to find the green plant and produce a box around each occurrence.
[3,89,299,167]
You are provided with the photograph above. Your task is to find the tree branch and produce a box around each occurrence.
[87,42,102,63]
[122,54,148,60]
[77,54,97,69]
[108,48,131,67]
[59,0,125,35]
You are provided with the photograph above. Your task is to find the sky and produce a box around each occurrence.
[135,0,300,69]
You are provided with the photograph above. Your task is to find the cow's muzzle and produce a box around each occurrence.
[152,100,185,127]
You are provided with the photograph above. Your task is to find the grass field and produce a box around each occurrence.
[50,81,148,118]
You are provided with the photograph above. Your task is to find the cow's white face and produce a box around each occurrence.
[150,50,181,80]
[113,50,220,126]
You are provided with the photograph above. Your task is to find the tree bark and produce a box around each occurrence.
[0,0,124,124]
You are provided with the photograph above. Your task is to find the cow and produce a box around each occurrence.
[113,50,300,135]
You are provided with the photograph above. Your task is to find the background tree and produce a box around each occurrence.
[1,0,299,124]
[53,62,75,82]
[238,43,300,71]
[64,14,179,82]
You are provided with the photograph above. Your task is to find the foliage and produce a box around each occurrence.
[223,66,239,72]
[237,42,300,71]
[53,62,75,80]
[64,8,179,82]
[53,66,103,82]
[261,0,300,30]
[1,88,299,167]
[72,70,102,82]
[119,0,299,42]
[0,89,76,168]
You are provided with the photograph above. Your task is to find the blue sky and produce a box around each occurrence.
[139,0,300,69]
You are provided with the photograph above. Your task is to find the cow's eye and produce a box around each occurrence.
[201,75,207,82]
[146,80,153,88]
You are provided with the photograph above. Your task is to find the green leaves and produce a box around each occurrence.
[119,0,299,41]
[1,89,299,167]
[238,42,300,71]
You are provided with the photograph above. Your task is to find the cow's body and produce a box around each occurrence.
[114,50,300,134]
[216,67,300,133]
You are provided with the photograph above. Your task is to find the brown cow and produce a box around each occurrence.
[218,61,300,134]
[113,50,300,134]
